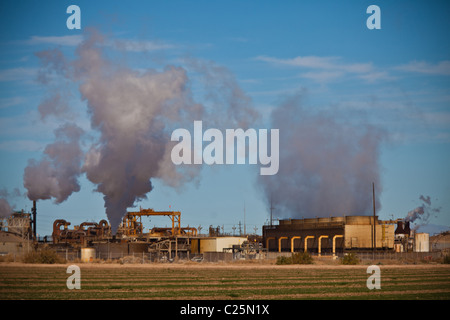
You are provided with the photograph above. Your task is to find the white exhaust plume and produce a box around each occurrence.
[258,93,386,219]
[404,195,440,228]
[23,123,84,204]
[23,29,258,233]
[0,198,13,218]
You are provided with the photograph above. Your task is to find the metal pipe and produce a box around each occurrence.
[318,235,328,257]
[332,235,344,258]
[291,236,301,252]
[278,237,288,252]
[304,236,314,253]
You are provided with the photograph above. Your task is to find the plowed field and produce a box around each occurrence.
[1,263,449,300]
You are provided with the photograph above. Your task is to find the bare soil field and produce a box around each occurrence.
[1,262,449,300]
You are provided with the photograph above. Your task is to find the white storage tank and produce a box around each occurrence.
[414,233,429,252]
[81,247,96,262]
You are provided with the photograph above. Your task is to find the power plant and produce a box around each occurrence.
[1,200,445,263]
[262,216,426,255]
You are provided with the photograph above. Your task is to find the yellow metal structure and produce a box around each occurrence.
[278,237,288,252]
[123,207,182,237]
[332,235,344,257]
[304,236,314,252]
[291,236,301,252]
[318,235,329,256]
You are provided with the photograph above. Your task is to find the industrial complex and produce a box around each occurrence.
[0,200,448,263]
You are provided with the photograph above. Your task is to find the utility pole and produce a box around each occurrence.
[372,182,376,255]
[244,201,246,236]
[270,196,274,227]
[31,200,37,241]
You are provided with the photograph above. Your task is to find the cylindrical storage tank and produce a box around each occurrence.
[81,247,96,262]
[414,233,429,252]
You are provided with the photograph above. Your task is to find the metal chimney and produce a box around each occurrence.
[395,221,405,234]
[32,201,37,240]
[404,221,411,236]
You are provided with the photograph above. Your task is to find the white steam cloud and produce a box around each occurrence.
[22,29,391,232]
[259,93,386,219]
[23,123,84,204]
[23,29,258,233]
[404,195,440,228]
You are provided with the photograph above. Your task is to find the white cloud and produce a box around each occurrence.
[0,67,37,82]
[111,39,175,52]
[0,96,27,109]
[255,55,373,73]
[255,55,385,84]
[395,60,450,75]
[25,35,175,53]
[357,71,395,83]
[0,139,44,152]
[27,35,83,47]
[300,71,344,83]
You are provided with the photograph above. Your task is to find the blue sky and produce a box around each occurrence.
[0,1,449,236]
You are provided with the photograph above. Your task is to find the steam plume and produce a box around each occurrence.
[404,195,440,226]
[0,198,13,218]
[23,123,84,203]
[259,93,385,219]
[24,29,257,233]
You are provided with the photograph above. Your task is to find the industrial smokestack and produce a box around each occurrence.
[395,221,405,234]
[32,200,37,240]
[403,221,411,236]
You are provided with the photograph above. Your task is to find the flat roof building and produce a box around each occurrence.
[263,216,396,254]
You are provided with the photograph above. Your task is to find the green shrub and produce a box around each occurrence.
[291,252,313,264]
[23,248,65,264]
[341,252,359,265]
[276,256,292,265]
[276,252,314,265]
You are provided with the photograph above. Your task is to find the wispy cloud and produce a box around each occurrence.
[112,39,175,52]
[0,139,44,152]
[395,60,450,76]
[0,67,37,82]
[27,35,84,47]
[255,55,373,73]
[300,70,344,83]
[0,96,27,109]
[357,71,395,83]
[25,35,175,52]
[255,55,383,84]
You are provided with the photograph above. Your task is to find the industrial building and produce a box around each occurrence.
[47,206,261,261]
[262,215,428,255]
[0,201,439,262]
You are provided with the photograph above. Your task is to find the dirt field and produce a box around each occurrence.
[1,262,449,300]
